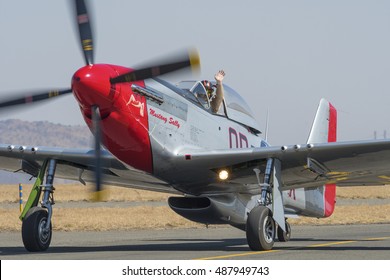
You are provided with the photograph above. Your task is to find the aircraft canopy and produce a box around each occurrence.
[176,80,261,134]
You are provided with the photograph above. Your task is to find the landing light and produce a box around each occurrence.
[219,170,229,180]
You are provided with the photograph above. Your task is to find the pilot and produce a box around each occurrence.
[202,70,225,113]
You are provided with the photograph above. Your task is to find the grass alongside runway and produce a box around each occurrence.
[0,184,389,231]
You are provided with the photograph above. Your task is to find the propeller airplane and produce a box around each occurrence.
[1,0,390,252]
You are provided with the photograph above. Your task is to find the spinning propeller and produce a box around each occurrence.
[0,0,200,200]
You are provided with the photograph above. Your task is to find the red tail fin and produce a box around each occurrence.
[324,102,337,217]
[307,99,337,217]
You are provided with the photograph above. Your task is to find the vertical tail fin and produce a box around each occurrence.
[307,98,337,217]
[307,98,337,144]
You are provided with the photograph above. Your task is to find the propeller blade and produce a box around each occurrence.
[91,105,104,201]
[0,89,72,109]
[74,0,94,65]
[110,49,200,84]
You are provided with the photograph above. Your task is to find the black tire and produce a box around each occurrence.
[277,220,291,242]
[246,206,275,251]
[22,207,52,252]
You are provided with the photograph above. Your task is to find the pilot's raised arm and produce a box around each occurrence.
[210,70,225,113]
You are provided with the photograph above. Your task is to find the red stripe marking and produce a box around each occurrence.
[324,183,336,217]
[325,101,337,217]
[327,102,337,143]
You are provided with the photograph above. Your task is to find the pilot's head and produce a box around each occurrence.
[201,80,215,97]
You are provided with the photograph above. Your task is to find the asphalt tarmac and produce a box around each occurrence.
[1,224,389,260]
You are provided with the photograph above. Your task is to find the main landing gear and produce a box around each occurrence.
[245,158,291,251]
[246,206,275,250]
[22,207,52,251]
[20,159,57,252]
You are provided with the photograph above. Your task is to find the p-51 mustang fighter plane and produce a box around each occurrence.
[1,0,390,252]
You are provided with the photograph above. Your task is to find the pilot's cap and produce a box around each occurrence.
[201,80,215,94]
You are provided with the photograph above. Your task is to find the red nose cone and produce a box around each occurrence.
[72,64,117,111]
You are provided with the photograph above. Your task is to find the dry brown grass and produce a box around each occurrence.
[54,206,201,231]
[290,205,390,225]
[0,184,389,231]
[336,185,390,199]
[0,206,202,231]
[1,184,389,203]
[0,184,171,203]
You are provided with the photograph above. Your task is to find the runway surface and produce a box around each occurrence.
[1,224,389,260]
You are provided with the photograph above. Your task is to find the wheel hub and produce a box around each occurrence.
[262,216,275,243]
[38,218,50,244]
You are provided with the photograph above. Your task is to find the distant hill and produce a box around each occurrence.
[0,119,92,183]
[0,119,91,148]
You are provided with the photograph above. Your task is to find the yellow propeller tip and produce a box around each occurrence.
[90,190,109,202]
[189,48,201,70]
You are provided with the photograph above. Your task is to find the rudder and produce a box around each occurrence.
[307,98,337,144]
[307,98,337,217]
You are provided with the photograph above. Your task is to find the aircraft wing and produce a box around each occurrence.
[2,139,390,196]
[0,144,177,194]
[181,139,390,193]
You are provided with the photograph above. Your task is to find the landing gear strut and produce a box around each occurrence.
[21,159,57,252]
[245,158,290,251]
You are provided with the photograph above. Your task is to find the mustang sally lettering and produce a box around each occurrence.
[149,108,180,128]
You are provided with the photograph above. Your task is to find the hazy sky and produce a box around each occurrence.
[1,0,390,145]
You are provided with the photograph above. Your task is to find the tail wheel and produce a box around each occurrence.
[277,220,291,242]
[246,206,275,251]
[22,207,52,252]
